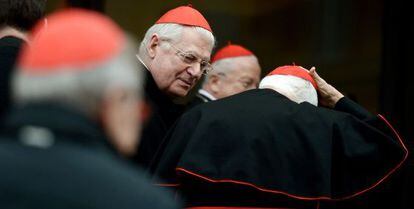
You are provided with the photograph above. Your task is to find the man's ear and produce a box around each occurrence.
[208,74,221,94]
[147,34,160,59]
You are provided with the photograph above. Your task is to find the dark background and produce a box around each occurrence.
[46,0,414,208]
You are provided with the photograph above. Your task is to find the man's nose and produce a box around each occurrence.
[187,62,202,77]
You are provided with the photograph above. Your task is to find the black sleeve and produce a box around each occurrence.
[333,97,375,121]
[328,111,408,198]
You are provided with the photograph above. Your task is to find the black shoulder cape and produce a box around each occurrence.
[153,89,407,208]
[186,91,213,110]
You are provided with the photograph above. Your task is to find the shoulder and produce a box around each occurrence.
[0,36,24,48]
[0,140,180,209]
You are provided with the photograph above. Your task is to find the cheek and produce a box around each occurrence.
[220,83,238,95]
[231,84,245,92]
[222,84,246,97]
[153,64,180,88]
[160,56,186,75]
[232,88,245,95]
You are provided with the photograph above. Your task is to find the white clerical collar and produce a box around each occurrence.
[198,89,216,101]
[136,54,150,71]
[0,26,28,42]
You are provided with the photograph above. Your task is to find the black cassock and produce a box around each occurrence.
[134,68,185,169]
[153,89,408,209]
[186,91,214,110]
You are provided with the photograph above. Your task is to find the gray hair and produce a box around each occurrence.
[13,39,143,117]
[138,23,215,63]
[259,75,318,106]
[202,55,259,85]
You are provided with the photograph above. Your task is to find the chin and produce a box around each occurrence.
[175,91,189,98]
[167,89,188,98]
[167,85,191,98]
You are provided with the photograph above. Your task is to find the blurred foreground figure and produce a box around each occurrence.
[134,5,215,169]
[154,65,407,208]
[0,0,46,117]
[0,9,179,209]
[188,43,261,108]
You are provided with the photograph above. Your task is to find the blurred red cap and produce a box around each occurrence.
[19,9,125,73]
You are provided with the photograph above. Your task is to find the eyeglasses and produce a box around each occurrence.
[163,41,213,75]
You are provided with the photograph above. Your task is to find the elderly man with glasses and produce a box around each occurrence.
[134,5,215,170]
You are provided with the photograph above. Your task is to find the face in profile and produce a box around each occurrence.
[210,56,261,99]
[148,27,213,98]
[102,88,141,156]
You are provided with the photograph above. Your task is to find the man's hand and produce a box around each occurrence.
[309,67,344,108]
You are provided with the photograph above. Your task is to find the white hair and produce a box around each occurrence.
[13,39,143,117]
[259,75,318,106]
[138,23,215,62]
[203,55,259,85]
